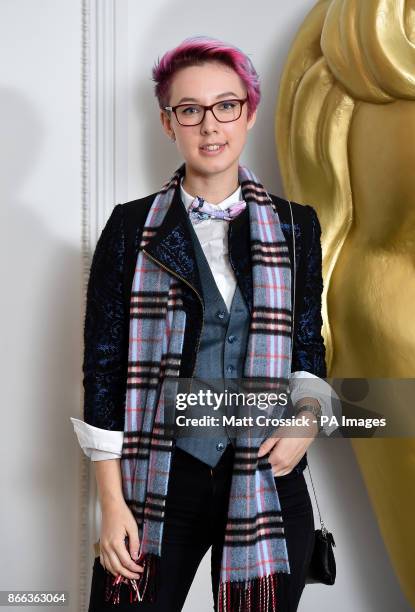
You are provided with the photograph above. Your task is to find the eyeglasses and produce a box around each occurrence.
[164,98,248,126]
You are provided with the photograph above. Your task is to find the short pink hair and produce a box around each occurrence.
[152,36,261,120]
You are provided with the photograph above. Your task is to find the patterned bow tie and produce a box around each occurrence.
[188,196,246,225]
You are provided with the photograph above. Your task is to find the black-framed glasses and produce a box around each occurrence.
[164,98,248,126]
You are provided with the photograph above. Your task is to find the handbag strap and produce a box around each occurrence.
[287,199,327,535]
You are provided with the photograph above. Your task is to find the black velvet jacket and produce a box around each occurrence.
[82,188,327,450]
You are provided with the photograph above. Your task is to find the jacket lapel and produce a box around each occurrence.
[143,183,253,314]
[142,185,205,303]
[228,204,253,314]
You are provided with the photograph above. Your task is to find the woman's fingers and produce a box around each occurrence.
[126,528,141,563]
[258,436,278,458]
[269,440,303,476]
[116,540,144,576]
[269,450,292,476]
[100,535,143,578]
[105,546,143,580]
[101,551,112,574]
[99,499,145,579]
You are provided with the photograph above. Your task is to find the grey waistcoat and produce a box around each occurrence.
[175,222,251,467]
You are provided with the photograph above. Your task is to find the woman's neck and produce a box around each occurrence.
[182,164,240,205]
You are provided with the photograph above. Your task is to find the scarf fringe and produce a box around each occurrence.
[103,552,160,605]
[218,573,279,612]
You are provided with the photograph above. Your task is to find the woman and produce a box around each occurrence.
[71,36,335,611]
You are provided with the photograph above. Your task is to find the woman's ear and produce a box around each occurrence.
[247,108,257,131]
[160,109,175,140]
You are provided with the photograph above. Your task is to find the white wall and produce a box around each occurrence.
[0,0,411,610]
[0,0,83,611]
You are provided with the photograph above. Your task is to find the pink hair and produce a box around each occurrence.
[152,36,261,120]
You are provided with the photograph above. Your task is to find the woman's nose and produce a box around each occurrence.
[200,108,219,132]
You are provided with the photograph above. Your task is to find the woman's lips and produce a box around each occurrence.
[199,143,227,156]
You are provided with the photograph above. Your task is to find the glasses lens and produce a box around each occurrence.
[176,104,204,125]
[212,100,242,122]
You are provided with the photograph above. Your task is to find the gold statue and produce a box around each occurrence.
[276,0,415,605]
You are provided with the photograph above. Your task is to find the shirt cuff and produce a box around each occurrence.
[70,417,124,461]
[288,371,339,436]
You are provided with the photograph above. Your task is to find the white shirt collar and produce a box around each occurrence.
[180,176,243,212]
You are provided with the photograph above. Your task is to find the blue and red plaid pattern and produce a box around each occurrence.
[104,163,293,610]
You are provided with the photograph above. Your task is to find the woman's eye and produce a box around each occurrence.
[181,106,200,114]
[218,101,236,110]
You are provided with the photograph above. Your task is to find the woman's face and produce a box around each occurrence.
[160,61,257,178]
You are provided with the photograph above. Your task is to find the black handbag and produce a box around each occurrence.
[287,199,336,586]
[305,462,336,584]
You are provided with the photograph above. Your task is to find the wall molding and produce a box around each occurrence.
[80,0,128,608]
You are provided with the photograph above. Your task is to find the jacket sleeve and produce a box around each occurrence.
[82,203,128,431]
[291,205,327,378]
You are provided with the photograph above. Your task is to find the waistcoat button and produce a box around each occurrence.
[228,335,236,343]
[216,310,226,320]
[216,442,225,451]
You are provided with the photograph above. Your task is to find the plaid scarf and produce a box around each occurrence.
[104,163,293,610]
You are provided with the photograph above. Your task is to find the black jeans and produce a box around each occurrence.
[89,445,315,611]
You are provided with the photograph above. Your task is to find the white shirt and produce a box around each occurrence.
[70,178,338,459]
[182,178,242,310]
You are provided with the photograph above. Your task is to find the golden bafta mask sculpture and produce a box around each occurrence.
[275,0,415,605]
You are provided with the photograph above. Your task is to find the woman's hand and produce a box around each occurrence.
[99,498,144,579]
[257,410,318,476]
